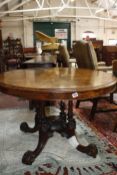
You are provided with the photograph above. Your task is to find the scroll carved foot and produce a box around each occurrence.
[77,144,98,158]
[20,122,38,133]
[22,150,36,165]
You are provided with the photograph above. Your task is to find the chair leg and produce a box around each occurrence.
[76,100,80,108]
[76,98,98,121]
[110,93,117,105]
[89,98,98,121]
[113,123,117,132]
[110,93,114,103]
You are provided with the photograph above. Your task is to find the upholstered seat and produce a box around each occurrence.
[58,44,70,67]
[58,44,76,67]
[35,31,60,51]
[72,40,116,120]
[42,43,59,51]
[73,40,112,71]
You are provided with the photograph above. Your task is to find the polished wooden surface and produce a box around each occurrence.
[0,68,116,100]
[0,67,116,165]
[22,54,57,68]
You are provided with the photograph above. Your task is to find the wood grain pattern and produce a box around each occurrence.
[0,67,116,165]
[0,68,116,100]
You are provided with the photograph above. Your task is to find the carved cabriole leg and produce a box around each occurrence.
[22,129,50,165]
[20,103,41,133]
[22,101,52,165]
[67,101,98,158]
[21,99,98,165]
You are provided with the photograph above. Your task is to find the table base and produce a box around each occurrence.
[20,101,98,165]
[20,101,76,165]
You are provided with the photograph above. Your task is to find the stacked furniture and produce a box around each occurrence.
[3,37,24,70]
[72,40,117,121]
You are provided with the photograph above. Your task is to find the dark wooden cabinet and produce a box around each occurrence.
[102,46,117,66]
[3,37,24,70]
[3,37,23,57]
[91,40,103,62]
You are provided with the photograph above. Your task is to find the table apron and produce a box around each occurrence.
[0,84,116,101]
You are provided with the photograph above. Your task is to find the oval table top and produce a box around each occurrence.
[0,68,116,100]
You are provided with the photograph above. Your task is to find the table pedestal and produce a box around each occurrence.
[20,101,76,165]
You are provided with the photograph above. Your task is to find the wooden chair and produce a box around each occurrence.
[73,40,112,70]
[58,44,70,67]
[72,40,115,120]
[58,44,76,67]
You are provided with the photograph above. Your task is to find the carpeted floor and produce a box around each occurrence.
[0,93,117,175]
[0,108,117,175]
[74,99,117,148]
[0,93,28,109]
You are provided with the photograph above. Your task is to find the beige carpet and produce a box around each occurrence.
[0,107,116,175]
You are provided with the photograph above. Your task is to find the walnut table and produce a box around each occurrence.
[0,68,116,165]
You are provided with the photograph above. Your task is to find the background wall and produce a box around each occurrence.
[1,18,117,48]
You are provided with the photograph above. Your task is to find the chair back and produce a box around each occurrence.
[58,45,70,67]
[73,40,98,69]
